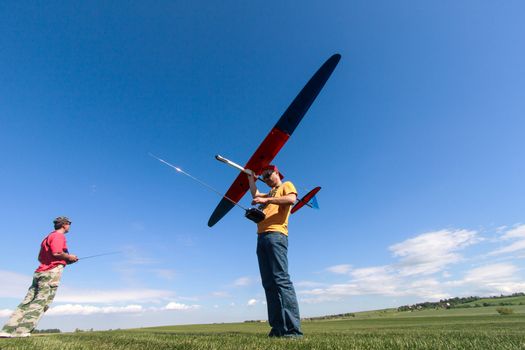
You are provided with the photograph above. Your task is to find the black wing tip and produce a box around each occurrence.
[326,54,341,69]
[207,214,221,227]
[208,198,236,227]
[329,53,342,64]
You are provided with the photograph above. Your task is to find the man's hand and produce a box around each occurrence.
[252,196,270,205]
[253,193,296,206]
[53,251,79,264]
[246,169,257,181]
[67,254,79,264]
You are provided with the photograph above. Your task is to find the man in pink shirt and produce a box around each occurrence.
[0,217,78,338]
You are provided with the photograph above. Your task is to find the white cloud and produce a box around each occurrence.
[300,225,525,305]
[299,273,449,302]
[389,229,479,276]
[442,271,452,278]
[299,230,483,302]
[406,279,450,300]
[502,225,525,239]
[0,309,13,317]
[463,263,518,283]
[165,302,200,310]
[349,266,402,296]
[247,299,258,306]
[55,288,174,303]
[490,225,525,255]
[177,296,200,302]
[119,246,158,266]
[211,291,231,298]
[326,264,352,275]
[233,277,252,287]
[45,301,201,315]
[457,263,525,295]
[495,225,508,233]
[295,280,326,288]
[490,241,525,256]
[300,295,343,304]
[153,269,177,280]
[47,304,144,316]
[300,264,409,299]
[0,270,31,298]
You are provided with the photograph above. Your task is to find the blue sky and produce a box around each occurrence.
[1,1,525,331]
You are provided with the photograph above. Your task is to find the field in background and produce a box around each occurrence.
[1,305,524,349]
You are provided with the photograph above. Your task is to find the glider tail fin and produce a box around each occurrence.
[291,186,321,214]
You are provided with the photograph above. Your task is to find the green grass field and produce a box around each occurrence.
[1,306,524,350]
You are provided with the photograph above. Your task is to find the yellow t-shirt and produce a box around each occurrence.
[257,181,297,235]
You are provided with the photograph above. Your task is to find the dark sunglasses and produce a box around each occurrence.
[261,170,274,180]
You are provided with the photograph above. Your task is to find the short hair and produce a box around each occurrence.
[53,216,71,230]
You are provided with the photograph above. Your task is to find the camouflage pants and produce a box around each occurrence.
[1,265,64,335]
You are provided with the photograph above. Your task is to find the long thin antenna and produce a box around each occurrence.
[149,153,249,211]
[79,251,122,260]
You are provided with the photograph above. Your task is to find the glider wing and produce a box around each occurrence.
[208,54,341,227]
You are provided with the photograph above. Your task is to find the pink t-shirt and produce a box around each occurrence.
[36,231,68,272]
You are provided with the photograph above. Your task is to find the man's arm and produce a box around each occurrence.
[252,193,297,206]
[49,234,79,264]
[247,171,266,198]
[53,251,79,264]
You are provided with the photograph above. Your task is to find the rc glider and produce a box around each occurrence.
[208,54,341,227]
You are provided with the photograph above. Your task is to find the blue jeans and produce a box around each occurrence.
[257,232,303,337]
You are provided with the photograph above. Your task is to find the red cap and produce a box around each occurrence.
[261,164,284,180]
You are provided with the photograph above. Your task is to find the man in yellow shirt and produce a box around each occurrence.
[248,165,303,338]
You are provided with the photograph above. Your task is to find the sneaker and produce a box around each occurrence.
[0,331,13,338]
[268,330,282,337]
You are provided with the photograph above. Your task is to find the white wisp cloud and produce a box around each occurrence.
[0,309,13,317]
[459,263,525,295]
[55,288,174,304]
[464,263,518,283]
[47,304,144,316]
[326,264,352,275]
[490,224,525,255]
[165,302,200,310]
[389,229,479,276]
[300,229,483,302]
[46,302,201,315]
[0,270,31,298]
[502,225,525,239]
[233,277,252,287]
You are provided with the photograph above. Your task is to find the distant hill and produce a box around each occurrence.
[397,292,525,311]
[299,293,525,322]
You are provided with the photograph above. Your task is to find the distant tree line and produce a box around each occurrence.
[302,312,356,321]
[245,312,358,323]
[397,292,525,312]
[74,328,95,332]
[33,328,61,334]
